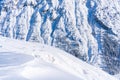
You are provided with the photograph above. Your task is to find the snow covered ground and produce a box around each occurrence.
[0,36,118,80]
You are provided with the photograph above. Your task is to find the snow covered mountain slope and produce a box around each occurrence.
[0,36,118,80]
[0,0,120,75]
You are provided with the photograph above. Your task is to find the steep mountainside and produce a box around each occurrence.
[0,0,120,75]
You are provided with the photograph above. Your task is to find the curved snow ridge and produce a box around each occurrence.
[21,63,82,80]
[0,36,118,80]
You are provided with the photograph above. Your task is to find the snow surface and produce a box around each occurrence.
[0,36,117,80]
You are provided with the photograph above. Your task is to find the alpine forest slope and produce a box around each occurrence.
[0,36,118,80]
[0,0,120,75]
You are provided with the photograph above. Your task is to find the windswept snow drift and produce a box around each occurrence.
[0,36,117,80]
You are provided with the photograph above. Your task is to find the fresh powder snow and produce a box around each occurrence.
[0,36,118,80]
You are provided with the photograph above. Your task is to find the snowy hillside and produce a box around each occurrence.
[0,36,118,80]
[0,0,120,75]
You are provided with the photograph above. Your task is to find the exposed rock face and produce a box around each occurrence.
[0,0,120,75]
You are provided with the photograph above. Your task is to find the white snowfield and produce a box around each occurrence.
[0,36,117,80]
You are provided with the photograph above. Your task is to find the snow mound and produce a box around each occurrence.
[0,36,117,80]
